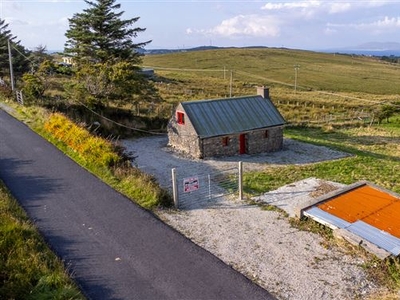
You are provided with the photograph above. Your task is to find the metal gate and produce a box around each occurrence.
[171,162,243,209]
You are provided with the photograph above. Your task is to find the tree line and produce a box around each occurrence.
[0,0,159,109]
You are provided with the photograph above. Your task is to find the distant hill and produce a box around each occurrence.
[322,42,400,56]
[143,42,400,57]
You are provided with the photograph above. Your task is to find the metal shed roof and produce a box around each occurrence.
[304,182,400,257]
[181,95,285,138]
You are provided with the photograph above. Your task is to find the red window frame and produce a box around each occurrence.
[176,111,185,125]
[222,137,229,146]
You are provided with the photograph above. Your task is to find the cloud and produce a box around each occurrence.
[324,16,400,41]
[328,3,352,14]
[187,14,280,38]
[261,0,390,15]
[328,16,400,32]
[261,1,321,11]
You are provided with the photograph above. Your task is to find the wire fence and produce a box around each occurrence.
[172,166,240,209]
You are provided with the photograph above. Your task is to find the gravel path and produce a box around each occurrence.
[123,136,388,299]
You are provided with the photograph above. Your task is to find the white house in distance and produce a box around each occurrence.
[167,87,286,159]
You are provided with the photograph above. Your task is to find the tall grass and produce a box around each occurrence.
[144,48,400,95]
[0,180,84,299]
[42,112,171,209]
[144,48,400,123]
[44,113,121,168]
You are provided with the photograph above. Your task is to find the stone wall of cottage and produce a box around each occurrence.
[247,126,283,153]
[167,104,202,158]
[201,135,240,158]
[168,104,284,159]
[201,126,283,158]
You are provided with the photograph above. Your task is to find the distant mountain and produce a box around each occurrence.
[322,42,400,56]
[140,46,222,55]
[353,42,400,51]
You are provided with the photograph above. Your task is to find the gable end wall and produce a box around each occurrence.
[167,104,202,158]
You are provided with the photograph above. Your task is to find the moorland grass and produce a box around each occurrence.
[0,180,84,299]
[144,48,400,124]
[243,124,400,195]
[144,48,400,95]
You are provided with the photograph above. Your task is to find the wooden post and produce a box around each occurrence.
[171,168,178,208]
[8,39,14,91]
[238,161,243,200]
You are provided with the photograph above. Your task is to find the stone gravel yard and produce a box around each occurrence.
[123,136,392,300]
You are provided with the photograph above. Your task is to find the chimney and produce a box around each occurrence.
[257,86,269,99]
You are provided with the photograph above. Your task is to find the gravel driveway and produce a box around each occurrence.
[123,136,389,300]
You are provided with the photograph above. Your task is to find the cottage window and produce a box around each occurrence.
[177,112,185,125]
[222,137,229,146]
[265,130,269,138]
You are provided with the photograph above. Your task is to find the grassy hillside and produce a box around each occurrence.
[143,48,400,123]
[144,47,400,95]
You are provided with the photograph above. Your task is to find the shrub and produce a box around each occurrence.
[44,113,121,167]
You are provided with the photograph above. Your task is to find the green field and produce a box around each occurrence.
[144,48,400,124]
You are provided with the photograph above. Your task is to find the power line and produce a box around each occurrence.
[75,100,167,136]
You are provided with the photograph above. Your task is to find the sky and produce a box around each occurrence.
[1,0,400,51]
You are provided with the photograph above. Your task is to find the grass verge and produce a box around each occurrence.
[0,99,172,298]
[6,103,172,209]
[0,180,84,299]
[40,112,172,209]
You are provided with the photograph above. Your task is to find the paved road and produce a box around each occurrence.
[0,109,275,300]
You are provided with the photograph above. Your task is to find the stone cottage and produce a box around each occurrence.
[167,87,285,159]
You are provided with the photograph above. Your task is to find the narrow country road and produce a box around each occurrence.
[0,109,274,300]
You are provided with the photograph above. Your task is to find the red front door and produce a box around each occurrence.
[239,134,246,154]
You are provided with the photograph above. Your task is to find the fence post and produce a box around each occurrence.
[171,168,179,208]
[238,161,243,200]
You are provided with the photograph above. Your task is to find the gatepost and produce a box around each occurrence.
[171,168,178,208]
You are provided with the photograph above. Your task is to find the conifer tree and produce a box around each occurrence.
[0,19,30,79]
[64,0,156,106]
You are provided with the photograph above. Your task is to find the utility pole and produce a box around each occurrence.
[294,64,300,93]
[8,39,14,91]
[229,70,233,97]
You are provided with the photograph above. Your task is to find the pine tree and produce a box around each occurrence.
[0,19,30,79]
[64,0,156,106]
[65,0,150,65]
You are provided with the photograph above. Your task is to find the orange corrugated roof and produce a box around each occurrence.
[318,185,400,238]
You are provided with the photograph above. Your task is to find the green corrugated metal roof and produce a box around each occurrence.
[181,95,285,138]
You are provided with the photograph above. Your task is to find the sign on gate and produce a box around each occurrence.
[183,177,199,193]
[171,162,243,209]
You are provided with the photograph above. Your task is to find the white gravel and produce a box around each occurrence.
[122,136,388,300]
